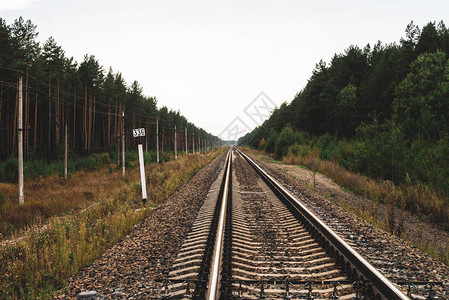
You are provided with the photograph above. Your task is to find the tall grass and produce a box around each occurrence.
[0,149,224,298]
[291,152,449,229]
[280,143,449,229]
[0,150,188,238]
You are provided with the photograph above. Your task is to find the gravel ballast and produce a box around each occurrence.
[55,152,227,299]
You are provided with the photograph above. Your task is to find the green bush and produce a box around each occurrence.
[74,156,99,171]
[24,160,48,178]
[408,134,449,196]
[319,142,335,160]
[0,156,18,183]
[125,151,138,162]
[143,151,157,164]
[93,153,112,165]
[275,126,296,158]
[293,131,310,145]
[354,120,407,183]
[0,152,125,182]
[287,144,312,157]
[265,129,277,153]
[23,160,63,178]
[316,133,337,160]
[335,140,357,171]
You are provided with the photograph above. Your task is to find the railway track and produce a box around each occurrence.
[157,148,410,299]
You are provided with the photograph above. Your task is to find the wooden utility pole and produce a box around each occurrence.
[174,125,177,160]
[122,108,125,177]
[185,128,187,154]
[64,122,68,180]
[193,132,195,154]
[18,75,24,204]
[156,118,159,163]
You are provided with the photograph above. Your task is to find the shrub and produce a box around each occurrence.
[354,120,407,183]
[265,129,277,153]
[143,151,157,164]
[287,144,312,158]
[74,156,99,171]
[0,156,18,183]
[24,160,49,178]
[293,131,310,145]
[258,138,266,150]
[94,153,112,165]
[335,140,356,170]
[275,126,296,158]
[125,151,138,162]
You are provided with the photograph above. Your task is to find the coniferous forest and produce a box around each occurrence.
[0,17,219,174]
[239,21,449,225]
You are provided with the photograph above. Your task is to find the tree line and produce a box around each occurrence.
[0,17,219,163]
[239,20,449,197]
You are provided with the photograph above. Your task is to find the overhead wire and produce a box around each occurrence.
[0,66,217,142]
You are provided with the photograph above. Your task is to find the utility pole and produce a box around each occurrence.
[47,83,51,163]
[174,125,177,160]
[122,108,125,177]
[64,122,68,180]
[192,132,195,154]
[185,128,188,154]
[156,118,159,163]
[18,75,24,204]
[117,108,120,165]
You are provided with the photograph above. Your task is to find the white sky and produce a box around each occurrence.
[2,0,448,139]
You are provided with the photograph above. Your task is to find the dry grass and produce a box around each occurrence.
[292,152,449,229]
[0,168,120,239]
[0,149,224,299]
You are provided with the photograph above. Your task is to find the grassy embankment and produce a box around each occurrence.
[0,148,224,299]
[241,147,449,265]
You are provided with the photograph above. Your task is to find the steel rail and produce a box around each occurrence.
[207,150,232,299]
[236,148,409,300]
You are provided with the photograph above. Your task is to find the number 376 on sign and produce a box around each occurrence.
[133,128,145,137]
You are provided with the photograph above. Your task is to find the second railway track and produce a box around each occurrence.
[158,149,410,299]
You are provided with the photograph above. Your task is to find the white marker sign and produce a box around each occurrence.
[133,128,145,137]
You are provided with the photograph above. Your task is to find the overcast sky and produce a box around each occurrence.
[2,0,448,139]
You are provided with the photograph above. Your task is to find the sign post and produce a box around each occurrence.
[133,128,147,205]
